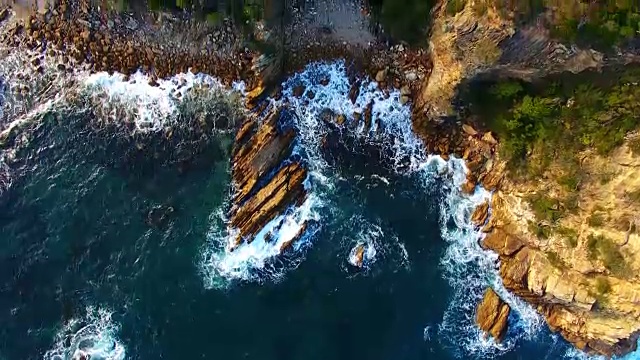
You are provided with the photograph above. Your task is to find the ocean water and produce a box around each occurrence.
[0,54,637,360]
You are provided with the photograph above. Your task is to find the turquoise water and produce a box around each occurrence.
[0,60,633,360]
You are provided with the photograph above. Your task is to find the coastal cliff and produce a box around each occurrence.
[418,1,640,356]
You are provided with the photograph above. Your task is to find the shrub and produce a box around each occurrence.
[528,193,562,223]
[557,226,578,248]
[586,234,626,276]
[587,212,606,227]
[546,251,566,269]
[490,81,524,101]
[595,276,612,294]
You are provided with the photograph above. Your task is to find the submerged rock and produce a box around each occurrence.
[476,288,510,342]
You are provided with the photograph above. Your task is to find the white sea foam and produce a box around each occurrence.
[43,306,125,360]
[83,70,241,132]
[200,193,323,288]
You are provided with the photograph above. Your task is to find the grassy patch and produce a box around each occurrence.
[595,276,612,294]
[546,251,566,269]
[446,0,466,15]
[528,192,562,223]
[528,220,551,239]
[586,234,626,276]
[587,212,606,227]
[557,226,578,248]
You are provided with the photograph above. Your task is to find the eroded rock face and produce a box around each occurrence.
[228,107,308,250]
[476,288,510,342]
[483,188,640,357]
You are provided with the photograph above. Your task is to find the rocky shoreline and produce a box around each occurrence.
[3,0,639,358]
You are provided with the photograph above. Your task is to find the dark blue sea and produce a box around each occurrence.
[0,57,631,360]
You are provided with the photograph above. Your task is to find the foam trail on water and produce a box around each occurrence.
[43,306,125,360]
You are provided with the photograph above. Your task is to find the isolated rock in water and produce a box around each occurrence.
[349,242,375,268]
[476,288,510,342]
[292,84,306,98]
[228,107,308,251]
[350,243,366,267]
[375,68,387,83]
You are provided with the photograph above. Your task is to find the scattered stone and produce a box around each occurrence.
[348,82,360,104]
[375,68,387,82]
[306,90,315,99]
[476,288,510,342]
[293,84,305,98]
[462,124,478,136]
[400,95,410,105]
[461,179,475,194]
[336,114,346,126]
[350,243,366,268]
[405,71,417,81]
[482,131,498,144]
[400,85,411,96]
[56,63,65,71]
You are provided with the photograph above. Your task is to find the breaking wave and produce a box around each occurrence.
[43,307,125,360]
[195,59,549,357]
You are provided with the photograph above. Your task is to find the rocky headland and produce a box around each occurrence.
[416,1,640,357]
[3,0,640,357]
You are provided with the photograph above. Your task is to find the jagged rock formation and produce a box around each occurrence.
[476,142,640,356]
[413,1,640,356]
[228,106,308,251]
[417,0,604,118]
[476,288,510,342]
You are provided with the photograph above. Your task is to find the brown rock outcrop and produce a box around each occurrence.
[476,288,510,342]
[228,107,308,250]
[482,189,640,357]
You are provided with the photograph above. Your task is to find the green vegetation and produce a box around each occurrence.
[528,192,562,223]
[446,0,466,15]
[557,226,578,248]
[587,211,606,227]
[549,1,640,49]
[595,276,612,294]
[368,0,436,45]
[467,68,640,181]
[528,220,551,239]
[546,251,566,269]
[586,234,626,276]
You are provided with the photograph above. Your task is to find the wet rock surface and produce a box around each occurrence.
[228,107,308,251]
[476,288,510,342]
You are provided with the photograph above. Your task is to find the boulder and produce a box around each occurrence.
[471,201,490,226]
[293,84,305,98]
[375,68,387,82]
[462,124,478,136]
[482,131,498,145]
[476,288,510,342]
[481,228,525,257]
